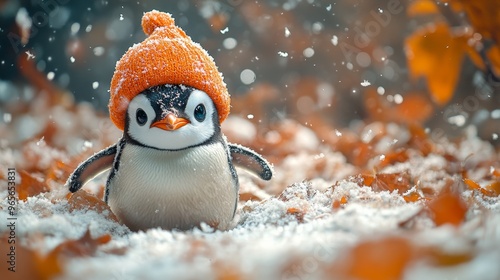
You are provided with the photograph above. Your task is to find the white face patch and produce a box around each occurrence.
[126,90,217,150]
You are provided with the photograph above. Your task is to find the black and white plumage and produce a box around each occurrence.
[67,85,272,231]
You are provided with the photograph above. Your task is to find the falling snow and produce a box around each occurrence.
[331,35,338,46]
[25,51,35,60]
[278,51,289,57]
[448,115,467,127]
[240,69,256,85]
[220,27,229,34]
[3,113,12,123]
[47,72,55,80]
[93,47,105,56]
[222,38,237,50]
[285,27,291,37]
[394,94,403,104]
[70,22,80,35]
[2,2,500,279]
[303,47,315,58]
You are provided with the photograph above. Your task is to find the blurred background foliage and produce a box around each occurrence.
[1,0,499,146]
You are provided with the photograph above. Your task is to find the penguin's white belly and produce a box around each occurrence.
[108,142,237,231]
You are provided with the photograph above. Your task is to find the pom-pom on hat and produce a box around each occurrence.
[109,10,230,130]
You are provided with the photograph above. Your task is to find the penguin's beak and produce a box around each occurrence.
[151,113,190,131]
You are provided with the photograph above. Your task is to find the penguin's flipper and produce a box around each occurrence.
[228,143,273,181]
[66,144,118,193]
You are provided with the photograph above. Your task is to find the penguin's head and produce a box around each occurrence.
[125,84,220,150]
[108,11,230,132]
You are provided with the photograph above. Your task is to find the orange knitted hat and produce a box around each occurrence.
[109,10,230,130]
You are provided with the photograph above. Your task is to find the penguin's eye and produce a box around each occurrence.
[136,108,148,126]
[194,104,206,122]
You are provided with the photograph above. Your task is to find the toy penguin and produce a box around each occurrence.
[66,10,272,231]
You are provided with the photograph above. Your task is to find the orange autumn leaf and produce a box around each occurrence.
[407,0,439,17]
[45,159,78,184]
[404,191,422,203]
[333,132,374,167]
[491,167,500,177]
[68,191,119,222]
[487,46,500,78]
[427,189,468,226]
[46,150,99,185]
[239,192,262,202]
[485,181,500,196]
[1,230,110,280]
[349,142,373,167]
[361,174,375,187]
[333,236,415,280]
[29,229,111,279]
[0,234,54,280]
[463,177,500,197]
[332,201,341,209]
[455,0,500,42]
[408,124,434,156]
[18,170,48,200]
[363,88,389,122]
[34,249,64,280]
[363,172,412,195]
[340,195,348,204]
[364,89,434,125]
[378,149,410,169]
[48,229,111,258]
[463,178,482,192]
[332,196,348,209]
[286,207,306,222]
[426,246,474,267]
[405,22,466,105]
[375,173,412,194]
[393,93,434,123]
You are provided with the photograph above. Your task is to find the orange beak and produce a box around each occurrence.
[150,113,190,131]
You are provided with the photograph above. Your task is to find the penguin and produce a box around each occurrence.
[66,11,273,231]
[67,84,272,231]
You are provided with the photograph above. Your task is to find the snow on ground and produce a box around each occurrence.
[1,177,499,280]
[0,105,500,280]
